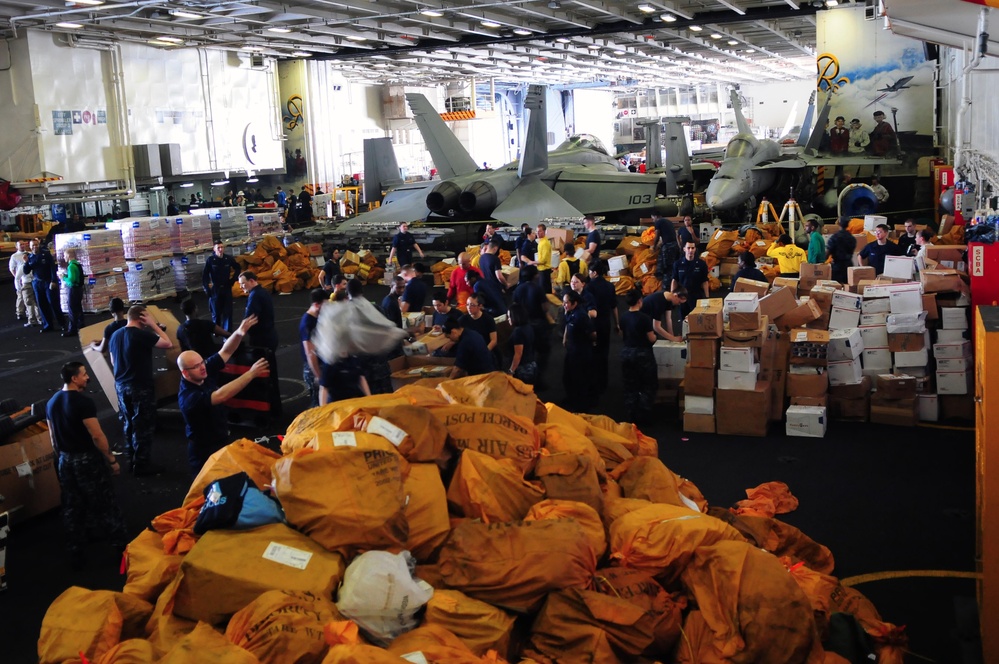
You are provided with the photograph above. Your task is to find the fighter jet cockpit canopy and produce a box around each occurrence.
[724,137,755,159]
[558,134,611,155]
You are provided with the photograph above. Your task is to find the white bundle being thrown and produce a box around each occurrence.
[313,297,408,363]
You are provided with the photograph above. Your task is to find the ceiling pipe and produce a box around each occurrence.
[954,6,989,177]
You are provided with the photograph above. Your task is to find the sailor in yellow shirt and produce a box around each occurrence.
[767,234,808,277]
[535,223,554,294]
[554,243,587,293]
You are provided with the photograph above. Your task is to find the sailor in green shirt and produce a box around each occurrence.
[62,248,85,337]
[805,219,827,265]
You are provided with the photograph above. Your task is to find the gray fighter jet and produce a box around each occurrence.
[341,85,679,228]
[704,90,900,211]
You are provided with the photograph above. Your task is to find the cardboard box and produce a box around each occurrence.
[849,266,876,286]
[728,310,762,332]
[719,347,759,372]
[922,293,939,320]
[388,355,455,390]
[789,328,830,366]
[887,330,928,352]
[884,255,915,279]
[921,269,966,294]
[831,290,863,312]
[687,338,718,368]
[870,399,918,426]
[918,394,939,422]
[941,307,969,330]
[719,258,740,277]
[715,383,771,437]
[772,277,800,294]
[685,395,715,415]
[722,315,769,348]
[653,340,687,379]
[717,367,760,391]
[734,278,770,298]
[936,329,967,343]
[924,245,967,265]
[683,366,716,397]
[800,263,832,281]
[775,299,823,331]
[687,298,724,338]
[786,368,829,397]
[786,405,828,437]
[877,374,918,399]
[759,286,798,321]
[759,326,791,422]
[683,412,715,433]
[854,233,869,254]
[0,423,60,524]
[828,306,861,330]
[829,375,872,399]
[861,297,891,314]
[937,356,972,372]
[888,287,924,315]
[828,357,863,386]
[894,348,930,368]
[815,279,845,291]
[859,325,889,349]
[862,347,892,370]
[828,394,871,421]
[790,395,829,408]
[864,214,887,231]
[933,340,971,358]
[937,370,972,395]
[860,312,888,327]
[828,328,864,361]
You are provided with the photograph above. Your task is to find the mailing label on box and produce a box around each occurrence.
[794,331,809,342]
[15,461,32,478]
[332,432,357,447]
[191,218,202,228]
[105,276,117,286]
[401,653,430,664]
[640,263,649,274]
[630,240,641,246]
[367,416,407,447]
[148,219,160,230]
[196,254,207,264]
[756,240,766,247]
[262,542,313,570]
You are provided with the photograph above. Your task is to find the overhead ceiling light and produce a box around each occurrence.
[246,177,259,183]
[168,9,202,19]
[155,35,183,43]
[72,0,104,5]
[148,38,179,46]
[346,35,367,41]
[291,50,312,57]
[210,180,229,186]
[149,185,165,190]
[661,13,677,22]
[826,0,839,5]
[420,9,443,17]
[587,43,601,49]
[267,27,291,33]
[744,48,755,53]
[556,37,571,43]
[614,49,626,55]
[689,25,703,31]
[56,22,84,28]
[548,1,560,8]
[513,28,532,35]
[727,39,739,45]
[481,20,502,28]
[637,3,655,13]
[710,33,723,39]
[179,182,194,188]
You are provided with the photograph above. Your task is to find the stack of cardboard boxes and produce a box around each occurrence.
[682,298,722,433]
[718,292,771,437]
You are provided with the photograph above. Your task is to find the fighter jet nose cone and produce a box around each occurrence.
[707,196,722,209]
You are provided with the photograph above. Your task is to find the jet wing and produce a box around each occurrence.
[490,178,582,225]
[753,154,901,170]
[335,183,433,229]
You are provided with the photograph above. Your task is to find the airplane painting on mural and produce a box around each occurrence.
[340,85,685,230]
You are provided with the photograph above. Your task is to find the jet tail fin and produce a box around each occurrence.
[804,89,834,153]
[405,93,480,179]
[518,85,549,178]
[731,90,753,137]
[362,137,404,203]
[796,91,816,146]
[662,116,693,187]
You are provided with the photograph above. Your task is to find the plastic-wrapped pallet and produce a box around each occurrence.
[247,212,282,237]
[60,272,129,314]
[171,251,211,292]
[124,258,176,301]
[54,229,127,275]
[192,207,249,244]
[112,217,174,261]
[167,215,214,254]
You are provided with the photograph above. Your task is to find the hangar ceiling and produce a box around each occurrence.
[0,0,857,87]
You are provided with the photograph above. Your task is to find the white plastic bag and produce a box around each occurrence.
[314,297,408,364]
[335,550,434,645]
